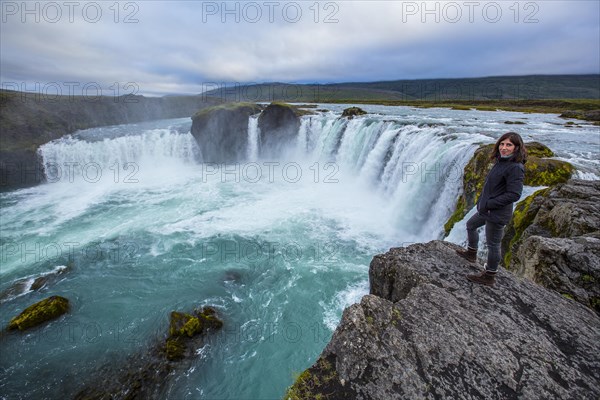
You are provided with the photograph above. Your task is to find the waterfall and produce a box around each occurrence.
[357,124,400,183]
[37,112,472,240]
[287,114,474,240]
[247,115,260,161]
[295,118,310,155]
[38,129,200,183]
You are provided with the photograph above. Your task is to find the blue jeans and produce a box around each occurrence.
[466,212,505,272]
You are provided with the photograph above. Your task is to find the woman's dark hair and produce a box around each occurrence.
[491,132,527,163]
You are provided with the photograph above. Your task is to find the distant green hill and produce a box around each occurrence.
[202,75,600,103]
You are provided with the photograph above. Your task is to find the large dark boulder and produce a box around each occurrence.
[341,106,367,119]
[559,109,600,122]
[191,102,262,162]
[286,241,600,399]
[503,180,600,312]
[444,142,573,236]
[74,306,223,399]
[257,102,301,159]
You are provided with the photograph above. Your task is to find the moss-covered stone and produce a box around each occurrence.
[581,274,595,283]
[561,293,575,300]
[444,196,466,236]
[524,158,574,186]
[165,337,186,361]
[163,307,223,362]
[341,106,367,118]
[191,102,261,120]
[526,142,555,158]
[284,355,350,400]
[168,311,203,338]
[560,109,600,121]
[269,101,314,117]
[8,295,69,331]
[502,188,550,267]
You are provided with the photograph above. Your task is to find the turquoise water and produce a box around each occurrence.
[1,105,598,399]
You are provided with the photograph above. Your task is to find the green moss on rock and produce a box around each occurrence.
[8,295,69,331]
[169,311,203,338]
[341,106,367,118]
[191,102,261,120]
[561,293,575,300]
[165,337,186,361]
[164,307,223,362]
[503,188,550,267]
[284,355,343,400]
[196,306,224,330]
[524,158,574,186]
[269,101,314,117]
[581,274,595,283]
[526,142,554,158]
[444,196,466,236]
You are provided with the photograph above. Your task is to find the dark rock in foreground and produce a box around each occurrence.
[7,295,69,331]
[74,306,223,399]
[286,241,600,399]
[503,180,600,312]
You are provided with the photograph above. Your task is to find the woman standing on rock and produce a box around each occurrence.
[457,132,527,286]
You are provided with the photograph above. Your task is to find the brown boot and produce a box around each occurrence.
[456,247,477,263]
[466,270,496,287]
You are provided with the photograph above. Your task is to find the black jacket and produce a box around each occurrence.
[476,156,525,225]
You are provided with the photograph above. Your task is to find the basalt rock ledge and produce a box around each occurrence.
[285,240,600,399]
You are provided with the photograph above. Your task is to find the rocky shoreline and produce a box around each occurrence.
[286,240,600,399]
[503,180,600,312]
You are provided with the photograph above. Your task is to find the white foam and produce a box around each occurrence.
[321,279,369,332]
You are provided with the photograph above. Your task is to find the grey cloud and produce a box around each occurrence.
[1,1,598,95]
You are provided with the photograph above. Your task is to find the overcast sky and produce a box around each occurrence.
[1,0,599,96]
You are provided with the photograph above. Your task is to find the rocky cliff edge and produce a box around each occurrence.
[285,240,600,399]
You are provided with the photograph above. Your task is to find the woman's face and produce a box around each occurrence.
[499,138,516,157]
